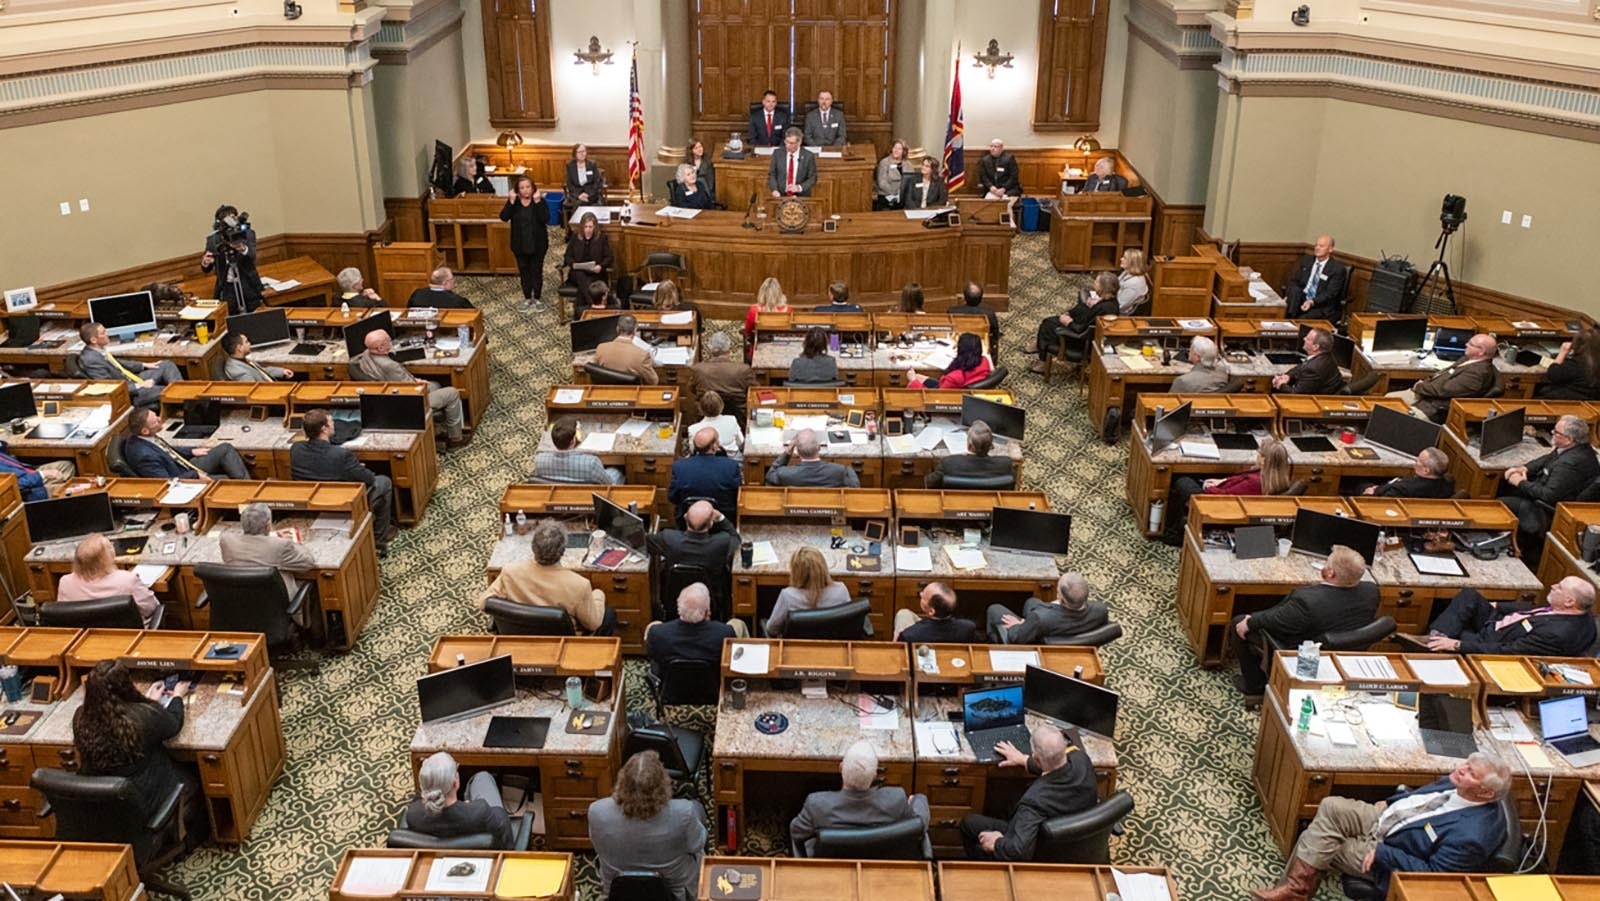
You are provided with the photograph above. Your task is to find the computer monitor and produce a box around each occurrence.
[990,506,1071,556]
[570,315,620,353]
[342,310,394,358]
[1024,665,1120,740]
[1363,404,1440,458]
[226,308,292,348]
[1330,334,1356,371]
[1148,402,1192,454]
[593,493,647,552]
[1289,508,1381,565]
[429,140,455,195]
[0,382,36,421]
[1371,318,1428,353]
[24,492,115,543]
[1479,408,1526,458]
[87,291,157,341]
[1431,327,1474,358]
[415,654,516,723]
[359,393,428,431]
[961,395,1026,441]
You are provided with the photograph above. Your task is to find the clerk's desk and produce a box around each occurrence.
[1215,318,1339,392]
[485,485,655,652]
[714,143,877,212]
[732,488,896,636]
[177,255,339,308]
[0,840,141,900]
[742,388,885,487]
[1087,316,1217,435]
[750,313,991,388]
[1347,313,1575,398]
[541,386,680,503]
[330,849,574,901]
[880,389,1021,491]
[0,628,284,844]
[1275,395,1421,495]
[892,490,1062,620]
[938,861,1180,901]
[1537,504,1600,596]
[573,308,700,388]
[1150,244,1287,320]
[410,636,624,851]
[2,380,132,477]
[1175,496,1541,666]
[1124,393,1279,539]
[1443,398,1599,499]
[1389,873,1600,900]
[0,304,227,382]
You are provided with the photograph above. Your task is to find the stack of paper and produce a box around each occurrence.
[914,721,962,757]
[552,388,585,404]
[1336,655,1398,679]
[749,540,779,566]
[1486,874,1561,901]
[660,310,694,325]
[653,346,692,365]
[886,435,916,454]
[1407,657,1469,686]
[942,431,968,454]
[615,419,651,437]
[578,432,616,452]
[496,857,569,898]
[339,856,411,897]
[989,649,1040,673]
[1111,869,1173,901]
[729,643,771,675]
[896,546,933,572]
[944,546,987,570]
[1481,659,1541,692]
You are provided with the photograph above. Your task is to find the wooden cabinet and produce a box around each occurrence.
[1050,192,1151,272]
[372,242,441,307]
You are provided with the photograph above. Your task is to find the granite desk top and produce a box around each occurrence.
[487,530,648,575]
[30,524,187,568]
[743,423,883,460]
[410,691,618,758]
[1368,546,1541,591]
[868,345,981,375]
[163,415,422,455]
[914,695,1117,771]
[535,417,677,457]
[1285,438,1418,472]
[1549,543,1600,592]
[1454,435,1549,472]
[1197,545,1382,588]
[883,417,1024,462]
[1269,691,1471,777]
[254,338,483,370]
[732,527,895,580]
[35,675,264,752]
[910,536,1060,582]
[5,407,127,451]
[1149,432,1265,467]
[184,513,359,569]
[0,700,63,745]
[1356,350,1547,379]
[1479,711,1600,780]
[0,334,214,364]
[751,342,876,372]
[572,347,697,370]
[712,687,915,763]
[1097,351,1193,378]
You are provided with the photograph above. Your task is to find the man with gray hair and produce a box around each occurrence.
[479,520,612,634]
[406,266,475,310]
[1390,333,1499,422]
[925,420,1015,488]
[1251,752,1511,901]
[961,725,1096,860]
[686,331,755,416]
[1418,576,1596,656]
[219,502,318,608]
[790,739,929,856]
[335,268,383,307]
[1233,545,1379,701]
[766,428,859,487]
[1364,446,1455,498]
[349,329,469,449]
[1171,336,1231,393]
[643,582,750,675]
[1497,413,1599,567]
[987,572,1106,644]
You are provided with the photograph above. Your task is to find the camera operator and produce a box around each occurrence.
[200,204,264,314]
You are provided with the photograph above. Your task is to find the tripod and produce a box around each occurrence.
[1415,224,1459,316]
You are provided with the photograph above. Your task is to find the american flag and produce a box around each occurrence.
[943,53,965,191]
[626,50,644,190]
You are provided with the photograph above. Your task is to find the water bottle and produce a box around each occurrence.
[457,325,470,348]
[565,676,583,709]
[503,514,514,537]
[1148,500,1164,534]
[340,301,350,316]
[455,653,466,667]
[1297,696,1314,732]
[1375,530,1386,559]
[514,509,528,533]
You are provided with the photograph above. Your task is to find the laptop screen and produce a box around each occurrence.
[1539,695,1588,741]
[962,684,1024,731]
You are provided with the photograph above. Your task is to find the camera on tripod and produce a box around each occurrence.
[1439,193,1467,233]
[214,210,251,247]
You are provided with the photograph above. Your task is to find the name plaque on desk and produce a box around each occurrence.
[1253,515,1296,525]
[261,500,300,510]
[548,504,591,514]
[588,400,633,408]
[920,402,961,413]
[950,510,991,520]
[1322,410,1365,419]
[207,394,249,403]
[1345,679,1418,694]
[512,664,554,676]
[110,497,149,507]
[976,672,1024,685]
[785,506,843,516]
[1412,518,1469,528]
[779,667,847,679]
[1516,328,1561,338]
[34,309,70,319]
[787,401,834,409]
[1523,414,1558,424]
[121,655,183,671]
[1552,684,1600,698]
[909,323,946,332]
[1193,409,1230,417]
[1141,329,1177,337]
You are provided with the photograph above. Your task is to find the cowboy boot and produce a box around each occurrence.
[1249,857,1322,901]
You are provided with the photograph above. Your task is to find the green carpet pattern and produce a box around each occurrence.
[168,234,1292,900]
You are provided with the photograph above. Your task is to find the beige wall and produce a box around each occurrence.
[373,28,472,197]
[1116,30,1217,203]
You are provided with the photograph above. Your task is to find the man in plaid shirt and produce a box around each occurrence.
[531,416,623,484]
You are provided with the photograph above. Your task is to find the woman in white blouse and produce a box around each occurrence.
[1116,249,1152,315]
[685,390,742,459]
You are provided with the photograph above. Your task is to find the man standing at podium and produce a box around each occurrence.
[803,90,848,147]
[768,129,817,198]
[749,90,790,148]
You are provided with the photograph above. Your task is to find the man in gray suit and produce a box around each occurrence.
[348,329,468,449]
[790,740,929,856]
[987,572,1108,644]
[220,332,292,382]
[765,429,859,487]
[220,502,318,620]
[768,128,818,198]
[77,322,184,407]
[802,90,847,146]
[1170,336,1231,393]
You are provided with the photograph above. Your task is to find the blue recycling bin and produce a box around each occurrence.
[544,192,564,224]
[1020,197,1042,232]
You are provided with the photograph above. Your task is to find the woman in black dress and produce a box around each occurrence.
[562,212,614,304]
[1538,329,1600,401]
[499,174,549,312]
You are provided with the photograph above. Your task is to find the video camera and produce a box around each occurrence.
[215,209,251,246]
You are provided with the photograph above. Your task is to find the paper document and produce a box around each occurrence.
[1481,659,1541,692]
[653,346,692,365]
[1406,657,1469,686]
[895,546,933,572]
[1111,869,1173,901]
[943,546,987,571]
[747,426,782,448]
[988,649,1041,673]
[1358,702,1417,744]
[788,414,829,433]
[159,481,206,505]
[1487,708,1536,743]
[615,419,651,438]
[1514,742,1553,769]
[729,642,771,675]
[178,304,217,320]
[1179,319,1211,330]
[914,721,963,757]
[78,383,119,396]
[749,540,779,566]
[311,513,349,532]
[1324,722,1358,747]
[886,435,916,454]
[496,858,569,898]
[578,432,616,452]
[1336,655,1398,680]
[434,337,461,352]
[753,146,776,156]
[552,388,585,404]
[921,347,956,370]
[818,151,843,159]
[848,430,870,445]
[1178,440,1220,460]
[341,435,368,448]
[903,209,947,220]
[338,856,411,896]
[659,310,694,325]
[1550,663,1593,685]
[270,279,301,292]
[1280,654,1339,683]
[132,564,168,587]
[654,205,704,219]
[942,431,967,455]
[1487,874,1561,901]
[425,857,491,892]
[913,424,951,451]
[857,693,900,730]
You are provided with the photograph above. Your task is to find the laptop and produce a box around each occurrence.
[961,684,1031,763]
[1430,327,1473,361]
[28,421,74,440]
[1538,695,1600,767]
[1212,432,1260,452]
[288,341,326,356]
[3,314,40,349]
[483,715,551,749]
[1265,351,1303,366]
[173,398,221,440]
[1417,694,1478,760]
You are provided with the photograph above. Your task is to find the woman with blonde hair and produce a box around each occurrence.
[744,276,791,353]
[1161,438,1293,545]
[588,751,707,901]
[765,545,852,636]
[654,279,686,312]
[57,533,160,627]
[1115,248,1151,315]
[405,751,516,847]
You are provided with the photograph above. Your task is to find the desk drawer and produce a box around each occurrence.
[546,804,592,842]
[1377,587,1430,634]
[919,764,983,809]
[713,758,741,802]
[546,758,604,801]
[35,745,79,774]
[0,785,45,832]
[197,749,231,792]
[0,746,35,786]
[927,804,969,850]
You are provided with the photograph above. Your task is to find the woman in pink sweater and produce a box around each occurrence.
[56,534,160,627]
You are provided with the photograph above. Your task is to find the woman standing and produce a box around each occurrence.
[765,546,853,637]
[562,212,614,304]
[688,138,717,200]
[499,174,549,312]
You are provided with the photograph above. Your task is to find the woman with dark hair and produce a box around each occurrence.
[688,138,717,199]
[587,751,706,901]
[562,143,607,221]
[907,332,991,389]
[498,174,549,312]
[72,660,209,843]
[562,212,614,306]
[900,282,925,314]
[1538,329,1600,401]
[787,328,838,384]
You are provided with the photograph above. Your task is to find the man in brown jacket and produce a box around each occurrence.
[1392,333,1498,422]
[479,520,613,634]
[593,314,659,384]
[686,332,755,413]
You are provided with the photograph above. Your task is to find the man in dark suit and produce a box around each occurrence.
[791,740,929,856]
[768,129,817,198]
[1496,414,1599,564]
[646,500,740,614]
[926,421,1014,488]
[668,428,742,522]
[1418,578,1597,656]
[748,90,790,148]
[951,281,1001,348]
[1282,234,1352,323]
[977,138,1022,200]
[961,726,1097,860]
[644,582,746,676]
[1364,447,1456,498]
[812,281,864,314]
[765,429,859,487]
[290,409,396,556]
[1271,327,1345,394]
[801,90,847,147]
[406,267,476,310]
[1251,753,1511,901]
[987,572,1107,644]
[1082,157,1127,193]
[1232,545,1380,699]
[892,582,980,644]
[1393,333,1499,422]
[123,409,250,480]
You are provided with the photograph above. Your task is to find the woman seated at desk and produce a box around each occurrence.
[1159,438,1291,546]
[1030,272,1121,372]
[686,390,743,458]
[900,282,926,314]
[688,138,716,199]
[874,139,911,210]
[744,277,791,356]
[57,534,161,628]
[405,751,517,849]
[588,751,706,901]
[765,546,853,637]
[907,332,992,389]
[653,279,689,313]
[671,163,715,210]
[74,660,209,845]
[1537,329,1600,401]
[563,212,614,303]
[788,328,839,384]
[1114,249,1151,315]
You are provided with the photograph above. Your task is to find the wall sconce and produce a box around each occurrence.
[574,36,615,74]
[496,130,524,168]
[970,39,1014,78]
[1073,135,1102,153]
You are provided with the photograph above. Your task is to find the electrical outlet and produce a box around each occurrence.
[58,202,71,216]
[1501,210,1513,225]
[78,198,90,212]
[1521,215,1533,229]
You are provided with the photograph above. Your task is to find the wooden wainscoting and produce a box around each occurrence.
[1146,184,1206,258]
[462,143,631,195]
[386,197,428,243]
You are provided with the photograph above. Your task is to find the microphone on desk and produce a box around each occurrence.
[741,192,759,229]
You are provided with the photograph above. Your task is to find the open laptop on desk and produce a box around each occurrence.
[961,684,1031,763]
[1362,404,1440,458]
[1417,693,1478,759]
[1538,695,1600,767]
[172,398,221,440]
[416,654,515,724]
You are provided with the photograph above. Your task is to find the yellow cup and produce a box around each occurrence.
[774,411,786,428]
[1141,343,1156,358]
[657,424,673,440]
[195,323,209,343]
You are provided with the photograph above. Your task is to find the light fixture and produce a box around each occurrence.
[1072,135,1102,153]
[496,130,524,169]
[971,39,1014,78]
[283,0,301,19]
[574,36,615,74]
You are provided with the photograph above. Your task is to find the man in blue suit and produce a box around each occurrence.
[668,427,741,523]
[1250,752,1511,901]
[123,408,250,480]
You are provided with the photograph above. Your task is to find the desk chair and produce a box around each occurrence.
[1339,372,1382,396]
[107,434,135,477]
[1033,789,1135,863]
[1044,321,1093,390]
[967,366,1008,390]
[556,283,580,323]
[64,352,87,379]
[654,562,731,623]
[624,718,706,797]
[1264,616,1396,657]
[799,99,847,118]
[785,378,846,387]
[484,598,576,636]
[783,599,872,640]
[584,362,642,385]
[630,252,690,308]
[1339,794,1521,899]
[807,817,930,860]
[648,657,721,709]
[1281,479,1309,497]
[38,595,158,630]
[940,472,1016,491]
[609,871,673,901]
[386,809,534,851]
[32,768,193,899]
[1043,621,1124,647]
[1221,376,1247,393]
[193,562,319,674]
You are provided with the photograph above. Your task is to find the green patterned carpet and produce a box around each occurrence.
[170,234,1289,900]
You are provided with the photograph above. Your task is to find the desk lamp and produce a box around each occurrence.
[496,130,524,171]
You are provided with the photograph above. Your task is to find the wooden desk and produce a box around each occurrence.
[0,316,225,382]
[1202,245,1287,320]
[698,857,932,901]
[485,485,656,652]
[1273,395,1417,495]
[733,488,895,636]
[1389,873,1600,900]
[1149,243,1282,320]
[867,314,994,389]
[2,382,131,477]
[177,255,337,308]
[0,840,141,900]
[427,195,517,275]
[1123,393,1278,539]
[711,640,912,850]
[1537,503,1600,594]
[880,389,1020,490]
[742,388,884,487]
[573,309,700,389]
[714,146,877,213]
[891,491,1060,620]
[1049,191,1151,272]
[1087,317,1217,439]
[411,636,624,851]
[750,312,875,387]
[938,861,1180,901]
[542,386,680,499]
[1442,398,1598,498]
[0,476,30,620]
[1215,319,1337,393]
[1347,313,1565,398]
[330,849,574,900]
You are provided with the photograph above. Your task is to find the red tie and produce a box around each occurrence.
[787,154,796,194]
[765,112,773,139]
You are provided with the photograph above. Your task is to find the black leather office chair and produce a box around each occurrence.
[650,657,721,709]
[1339,794,1521,899]
[1339,372,1383,396]
[1265,616,1395,657]
[107,433,135,477]
[193,562,318,673]
[63,352,87,379]
[940,472,1017,491]
[1221,377,1248,393]
[484,598,576,636]
[1279,479,1309,497]
[38,595,154,630]
[967,366,1008,390]
[1033,789,1135,863]
[584,362,642,385]
[624,719,706,795]
[386,809,534,850]
[1043,622,1124,647]
[783,599,872,640]
[1046,322,1094,390]
[785,378,847,387]
[609,871,673,901]
[748,100,793,118]
[808,817,929,860]
[655,562,731,624]
[630,252,690,308]
[800,100,846,117]
[32,768,193,899]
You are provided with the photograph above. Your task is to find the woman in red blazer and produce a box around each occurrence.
[907,332,992,389]
[1159,438,1291,546]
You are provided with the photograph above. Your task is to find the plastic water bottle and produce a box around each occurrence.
[503,514,513,537]
[339,301,350,316]
[1296,640,1321,678]
[515,509,527,533]
[565,676,583,709]
[1297,696,1314,732]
